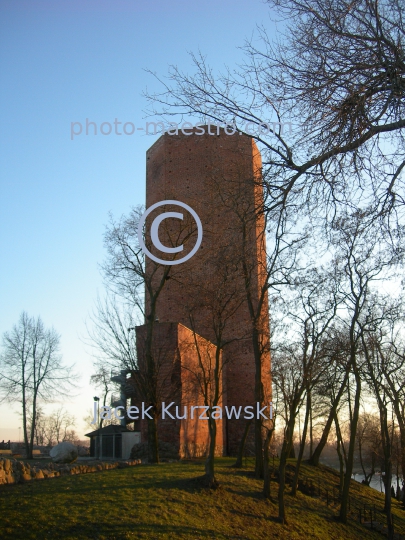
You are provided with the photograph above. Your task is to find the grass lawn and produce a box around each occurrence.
[0,458,404,539]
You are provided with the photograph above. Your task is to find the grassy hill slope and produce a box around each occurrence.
[1,458,404,539]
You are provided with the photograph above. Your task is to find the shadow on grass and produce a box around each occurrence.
[2,521,226,540]
[0,467,222,499]
[63,522,223,539]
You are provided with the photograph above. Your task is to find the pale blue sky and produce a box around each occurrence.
[0,0,276,440]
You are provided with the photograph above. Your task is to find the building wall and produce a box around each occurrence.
[134,322,224,458]
[122,432,140,460]
[135,323,181,454]
[177,324,224,457]
[144,130,271,454]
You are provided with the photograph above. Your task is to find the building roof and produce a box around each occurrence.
[85,424,135,437]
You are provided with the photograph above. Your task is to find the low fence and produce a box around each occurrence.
[293,472,405,538]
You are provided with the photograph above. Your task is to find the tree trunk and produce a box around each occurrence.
[358,435,375,486]
[255,417,264,479]
[22,387,30,459]
[203,417,218,488]
[391,401,405,508]
[253,329,264,479]
[148,414,159,464]
[382,430,394,538]
[309,404,313,458]
[291,391,310,496]
[244,281,265,480]
[334,413,346,494]
[28,392,38,460]
[145,306,159,464]
[384,462,394,540]
[278,440,288,524]
[310,370,349,466]
[263,428,274,499]
[233,420,252,468]
[358,439,368,485]
[339,369,361,523]
[378,404,394,538]
[277,412,296,524]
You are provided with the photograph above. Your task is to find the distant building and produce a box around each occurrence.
[85,425,140,460]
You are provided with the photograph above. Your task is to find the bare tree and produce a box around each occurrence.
[334,404,349,494]
[216,172,306,478]
[362,333,395,539]
[180,248,247,486]
[374,304,405,506]
[101,207,168,463]
[358,293,405,534]
[289,267,339,496]
[330,208,402,523]
[263,420,276,500]
[89,364,123,428]
[33,407,77,446]
[48,407,76,444]
[143,2,405,510]
[356,411,380,486]
[309,329,351,466]
[271,265,338,523]
[145,0,405,233]
[182,323,223,488]
[86,294,138,372]
[30,406,47,446]
[0,312,76,459]
[98,205,197,463]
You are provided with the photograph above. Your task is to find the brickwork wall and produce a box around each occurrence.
[135,323,180,453]
[134,322,224,458]
[177,324,224,457]
[144,130,271,454]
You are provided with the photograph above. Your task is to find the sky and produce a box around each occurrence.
[0,0,276,441]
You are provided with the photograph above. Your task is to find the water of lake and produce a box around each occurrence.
[352,473,403,494]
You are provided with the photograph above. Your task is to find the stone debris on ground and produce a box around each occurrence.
[0,457,141,485]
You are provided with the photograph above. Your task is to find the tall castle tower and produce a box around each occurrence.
[142,128,271,454]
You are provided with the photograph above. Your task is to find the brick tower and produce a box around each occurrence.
[142,128,271,454]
